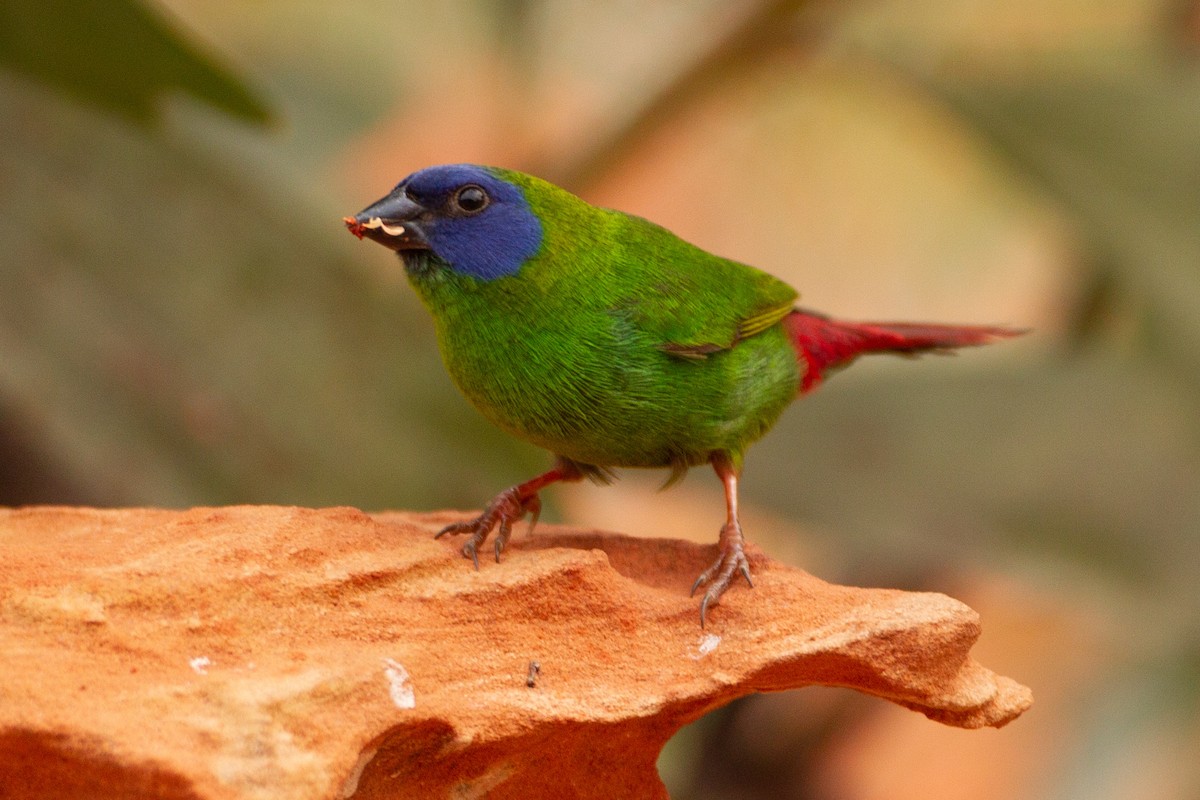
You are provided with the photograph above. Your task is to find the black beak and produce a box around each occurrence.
[344,189,430,251]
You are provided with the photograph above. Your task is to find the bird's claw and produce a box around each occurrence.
[690,523,753,627]
[435,487,540,566]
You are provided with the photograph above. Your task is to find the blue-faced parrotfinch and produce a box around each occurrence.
[346,164,1020,625]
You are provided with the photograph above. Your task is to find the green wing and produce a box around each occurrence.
[611,213,798,359]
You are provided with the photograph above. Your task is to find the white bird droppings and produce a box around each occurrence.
[382,658,415,709]
[690,633,721,659]
[189,656,212,675]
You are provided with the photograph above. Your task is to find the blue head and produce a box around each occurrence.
[347,164,543,281]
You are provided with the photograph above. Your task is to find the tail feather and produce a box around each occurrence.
[783,309,1024,393]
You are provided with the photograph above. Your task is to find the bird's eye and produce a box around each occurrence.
[452,185,489,215]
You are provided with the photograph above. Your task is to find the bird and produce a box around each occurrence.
[345,163,1021,625]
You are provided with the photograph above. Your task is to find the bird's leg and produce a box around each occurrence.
[691,452,753,626]
[435,457,583,567]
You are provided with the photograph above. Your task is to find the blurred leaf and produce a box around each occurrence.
[0,0,270,125]
[749,353,1200,609]
[542,0,820,190]
[0,72,529,507]
[912,58,1200,389]
[486,0,539,78]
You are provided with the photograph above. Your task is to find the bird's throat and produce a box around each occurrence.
[399,250,437,278]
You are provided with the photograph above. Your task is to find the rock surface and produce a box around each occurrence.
[0,506,1031,799]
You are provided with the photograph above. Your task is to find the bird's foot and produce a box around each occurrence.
[435,487,542,568]
[690,521,753,627]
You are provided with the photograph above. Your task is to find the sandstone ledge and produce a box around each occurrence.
[0,506,1031,799]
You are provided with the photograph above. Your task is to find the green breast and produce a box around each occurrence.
[405,254,798,471]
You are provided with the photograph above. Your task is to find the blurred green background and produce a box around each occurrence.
[2,0,1198,797]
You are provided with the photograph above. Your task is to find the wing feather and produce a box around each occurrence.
[606,212,798,359]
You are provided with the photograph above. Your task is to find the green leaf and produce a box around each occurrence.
[0,0,271,125]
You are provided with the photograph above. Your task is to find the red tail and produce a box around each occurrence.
[783,309,1023,393]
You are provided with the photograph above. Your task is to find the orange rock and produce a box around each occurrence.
[0,506,1031,799]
